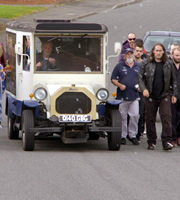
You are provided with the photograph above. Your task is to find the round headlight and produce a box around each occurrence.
[96,88,109,101]
[34,88,47,101]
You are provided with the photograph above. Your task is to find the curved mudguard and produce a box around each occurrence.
[106,100,122,105]
[105,99,122,112]
[97,100,122,117]
[6,94,39,118]
[24,100,39,118]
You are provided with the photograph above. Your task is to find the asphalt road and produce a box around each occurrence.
[1,0,180,200]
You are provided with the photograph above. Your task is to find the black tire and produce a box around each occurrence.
[22,110,35,151]
[8,117,19,139]
[108,109,122,151]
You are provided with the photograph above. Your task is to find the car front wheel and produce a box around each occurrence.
[22,110,35,151]
[108,109,122,151]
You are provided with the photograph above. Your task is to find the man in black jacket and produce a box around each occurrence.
[170,47,180,146]
[138,43,177,150]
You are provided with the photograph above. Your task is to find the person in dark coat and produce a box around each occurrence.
[138,43,177,150]
[118,32,136,62]
[170,46,180,146]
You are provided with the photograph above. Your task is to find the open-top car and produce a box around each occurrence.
[5,19,122,151]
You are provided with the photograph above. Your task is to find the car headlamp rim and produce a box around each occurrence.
[96,88,109,101]
[34,87,47,101]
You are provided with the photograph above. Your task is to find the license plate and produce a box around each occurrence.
[59,115,91,122]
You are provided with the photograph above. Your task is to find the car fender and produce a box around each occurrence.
[6,94,39,118]
[6,95,21,118]
[23,100,39,118]
[97,100,122,117]
[106,100,122,106]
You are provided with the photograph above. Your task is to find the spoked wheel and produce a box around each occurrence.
[8,117,19,139]
[108,109,122,151]
[22,110,35,151]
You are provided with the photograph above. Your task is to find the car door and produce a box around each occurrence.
[16,33,32,100]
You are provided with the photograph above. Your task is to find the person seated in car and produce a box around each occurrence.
[36,41,60,71]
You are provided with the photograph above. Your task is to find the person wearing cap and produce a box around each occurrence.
[111,48,140,145]
[118,32,136,62]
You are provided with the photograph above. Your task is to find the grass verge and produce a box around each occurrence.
[0,5,47,19]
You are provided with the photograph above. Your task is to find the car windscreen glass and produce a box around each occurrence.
[35,35,102,72]
[144,35,180,53]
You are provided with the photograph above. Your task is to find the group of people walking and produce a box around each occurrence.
[111,33,180,151]
[0,32,180,152]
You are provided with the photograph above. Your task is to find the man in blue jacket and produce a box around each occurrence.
[111,48,140,145]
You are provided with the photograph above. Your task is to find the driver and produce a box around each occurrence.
[36,41,60,71]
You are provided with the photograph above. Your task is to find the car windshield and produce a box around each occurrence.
[35,35,102,73]
[144,35,180,53]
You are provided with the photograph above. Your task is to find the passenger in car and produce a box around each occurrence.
[24,36,31,71]
[36,41,60,71]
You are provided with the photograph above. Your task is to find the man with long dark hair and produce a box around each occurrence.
[138,43,177,150]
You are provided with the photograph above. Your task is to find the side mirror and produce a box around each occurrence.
[15,43,23,55]
[114,42,121,54]
[107,42,122,65]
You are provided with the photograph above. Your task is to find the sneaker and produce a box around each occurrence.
[170,141,176,147]
[147,144,155,150]
[131,137,139,145]
[0,124,2,128]
[121,138,126,145]
[163,142,173,150]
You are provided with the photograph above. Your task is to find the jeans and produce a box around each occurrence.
[145,95,172,145]
[137,92,145,138]
[119,99,139,139]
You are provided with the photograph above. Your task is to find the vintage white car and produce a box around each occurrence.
[5,19,122,151]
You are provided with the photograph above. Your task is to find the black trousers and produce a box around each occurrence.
[137,93,145,138]
[171,99,180,141]
[145,95,172,145]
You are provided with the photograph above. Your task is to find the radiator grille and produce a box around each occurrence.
[56,92,91,114]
